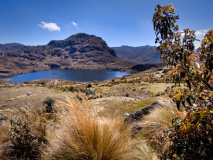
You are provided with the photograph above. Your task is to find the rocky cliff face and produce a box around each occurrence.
[0,33,122,76]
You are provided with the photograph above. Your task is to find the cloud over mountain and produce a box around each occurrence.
[72,21,78,28]
[38,21,61,31]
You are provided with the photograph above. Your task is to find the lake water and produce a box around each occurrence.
[0,69,130,83]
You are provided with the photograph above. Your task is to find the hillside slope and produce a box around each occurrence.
[113,45,161,63]
[0,33,132,76]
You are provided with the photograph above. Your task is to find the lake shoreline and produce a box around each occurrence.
[0,69,131,83]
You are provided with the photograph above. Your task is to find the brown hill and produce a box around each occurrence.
[0,33,163,76]
[113,45,161,63]
[0,33,133,76]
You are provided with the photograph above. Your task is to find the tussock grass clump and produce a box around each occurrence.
[43,97,136,160]
[134,140,158,160]
[139,104,185,156]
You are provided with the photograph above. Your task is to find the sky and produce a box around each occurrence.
[0,0,212,48]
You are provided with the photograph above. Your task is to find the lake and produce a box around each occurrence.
[0,69,130,83]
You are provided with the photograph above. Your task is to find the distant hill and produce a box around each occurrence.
[0,33,123,76]
[3,43,26,49]
[0,33,139,76]
[113,45,161,63]
[0,33,164,76]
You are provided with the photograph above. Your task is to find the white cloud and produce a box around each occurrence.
[72,21,78,28]
[195,29,208,36]
[180,30,185,37]
[38,21,61,31]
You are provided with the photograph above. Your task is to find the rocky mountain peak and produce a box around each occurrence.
[0,33,121,75]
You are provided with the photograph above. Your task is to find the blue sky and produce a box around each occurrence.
[0,0,212,48]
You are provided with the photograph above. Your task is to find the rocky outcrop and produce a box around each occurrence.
[124,100,175,123]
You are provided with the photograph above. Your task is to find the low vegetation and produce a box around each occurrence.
[0,70,174,159]
[0,3,212,160]
[0,106,48,159]
[43,98,136,160]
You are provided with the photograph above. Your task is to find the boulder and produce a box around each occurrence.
[124,99,175,123]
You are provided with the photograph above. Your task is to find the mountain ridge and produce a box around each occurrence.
[0,33,163,76]
[0,33,134,76]
[113,45,161,63]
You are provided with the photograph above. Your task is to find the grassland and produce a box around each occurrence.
[0,71,177,159]
[0,71,173,115]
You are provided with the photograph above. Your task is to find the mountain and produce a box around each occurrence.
[0,33,137,76]
[0,33,164,76]
[3,43,25,49]
[113,45,161,63]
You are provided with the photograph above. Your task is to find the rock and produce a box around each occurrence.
[46,80,60,86]
[47,121,53,126]
[124,99,175,123]
[0,104,6,109]
[124,113,130,117]
[55,124,60,129]
[27,92,31,96]
[165,86,170,92]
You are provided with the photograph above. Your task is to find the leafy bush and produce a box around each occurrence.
[86,89,95,96]
[125,93,130,97]
[94,80,99,85]
[0,113,7,120]
[87,83,92,88]
[23,81,29,84]
[153,4,213,110]
[43,97,55,113]
[37,79,46,85]
[67,86,78,92]
[8,107,47,159]
[153,3,213,159]
[166,108,213,159]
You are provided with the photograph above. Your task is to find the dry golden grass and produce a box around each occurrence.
[92,96,138,117]
[0,120,11,159]
[43,97,137,160]
[0,86,75,110]
[140,104,185,155]
[0,120,10,148]
[0,72,178,159]
[0,121,9,138]
[134,140,158,160]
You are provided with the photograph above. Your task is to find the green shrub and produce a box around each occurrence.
[87,83,92,88]
[43,97,55,113]
[0,113,7,120]
[67,86,78,92]
[23,81,29,84]
[79,88,86,93]
[125,93,130,97]
[153,4,213,158]
[165,108,213,159]
[8,108,47,159]
[37,79,46,85]
[86,89,95,96]
[93,80,98,85]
